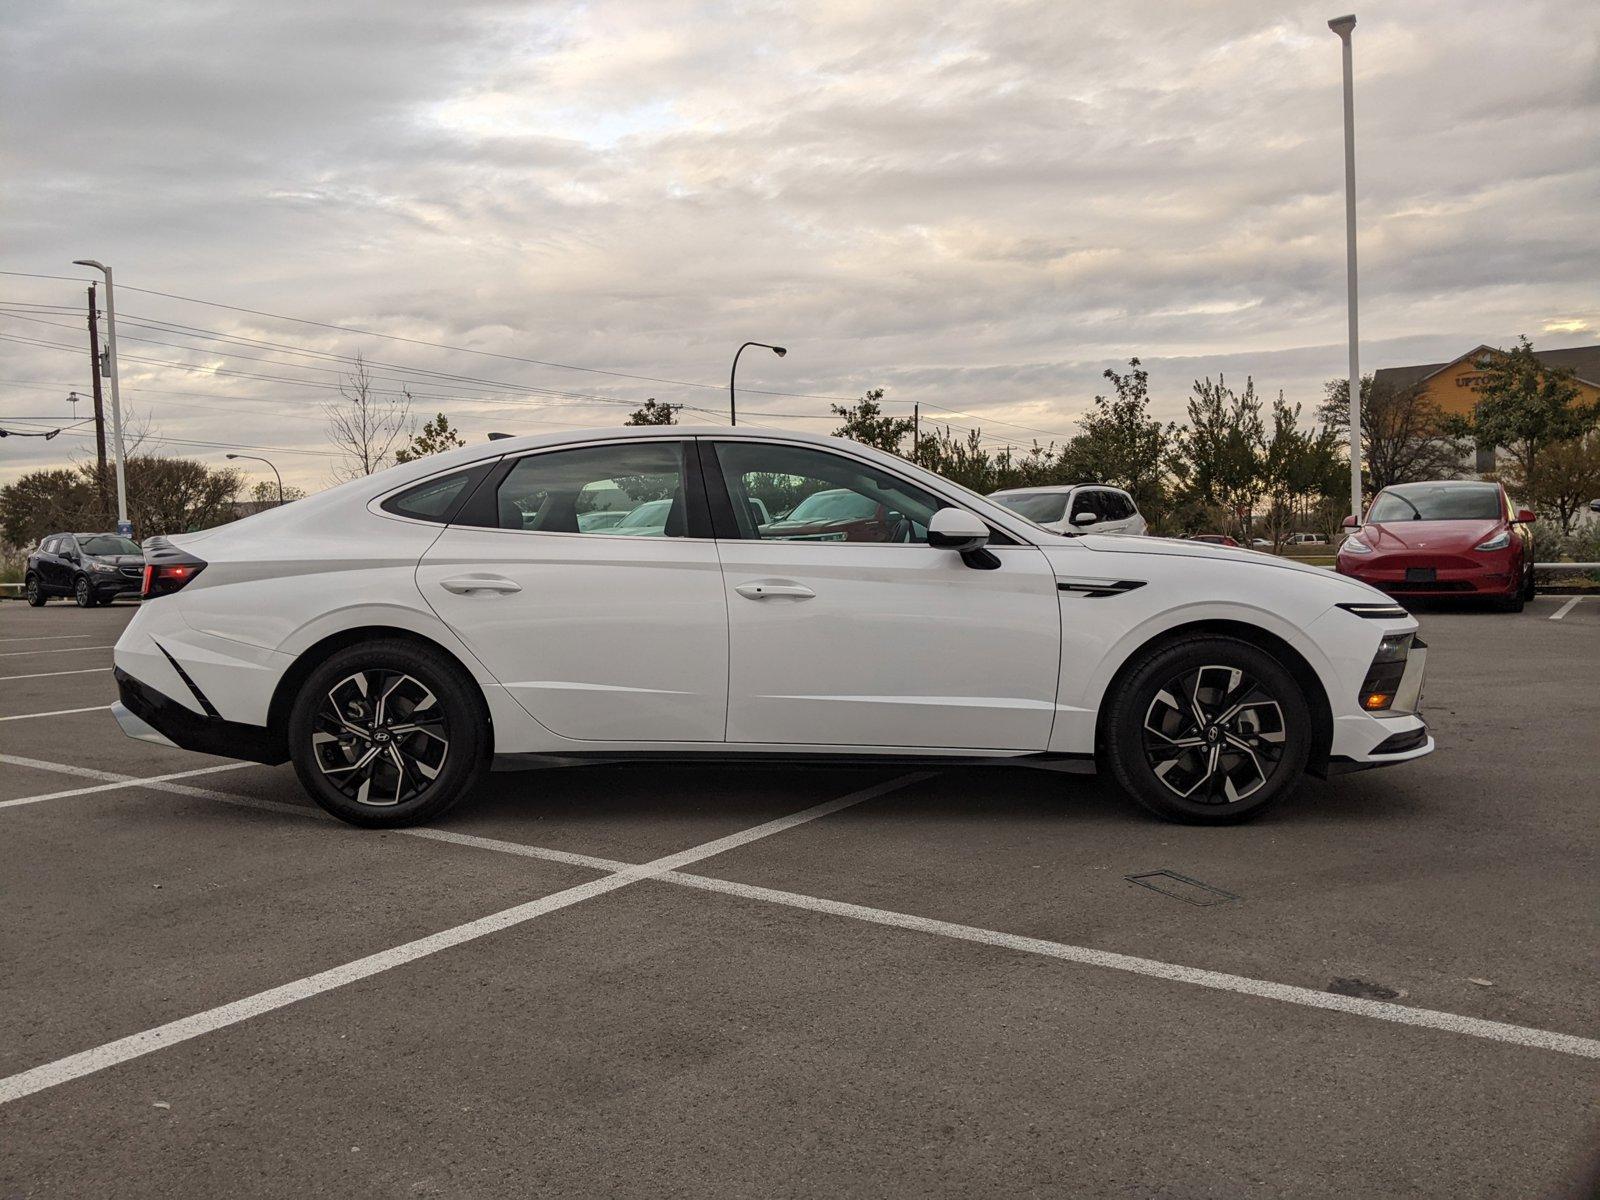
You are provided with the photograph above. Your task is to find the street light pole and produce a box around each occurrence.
[226,453,285,505]
[729,341,787,426]
[72,260,129,532]
[1329,14,1362,523]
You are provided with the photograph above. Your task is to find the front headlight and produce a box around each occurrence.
[90,561,117,573]
[1341,536,1373,555]
[1359,633,1414,711]
[1474,529,1511,551]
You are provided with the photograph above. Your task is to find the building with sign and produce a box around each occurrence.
[1372,343,1600,475]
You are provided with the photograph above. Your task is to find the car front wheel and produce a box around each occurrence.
[25,574,47,606]
[287,639,489,828]
[73,576,98,608]
[1103,635,1312,824]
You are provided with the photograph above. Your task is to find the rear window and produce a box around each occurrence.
[382,469,482,523]
[993,492,1069,524]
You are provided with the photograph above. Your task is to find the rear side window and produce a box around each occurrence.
[1103,491,1133,521]
[490,442,690,536]
[381,469,483,523]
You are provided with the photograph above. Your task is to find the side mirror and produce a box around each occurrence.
[1341,514,1359,529]
[927,508,989,553]
[1071,511,1099,526]
[1515,508,1535,524]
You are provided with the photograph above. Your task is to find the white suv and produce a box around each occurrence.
[988,485,1147,537]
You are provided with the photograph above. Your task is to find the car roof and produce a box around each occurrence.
[991,484,1097,496]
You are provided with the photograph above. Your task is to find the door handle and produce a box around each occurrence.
[735,581,815,600]
[440,576,522,595]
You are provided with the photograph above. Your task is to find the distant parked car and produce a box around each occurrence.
[1336,479,1535,612]
[1189,534,1241,548]
[988,485,1147,536]
[1286,533,1329,547]
[1250,538,1273,549]
[1589,498,1600,514]
[26,532,145,607]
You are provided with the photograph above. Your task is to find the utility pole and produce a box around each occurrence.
[86,284,110,523]
[1329,14,1362,523]
[72,260,129,534]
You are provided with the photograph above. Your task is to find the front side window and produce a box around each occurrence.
[712,442,940,543]
[494,442,688,537]
[1368,482,1504,522]
[1069,490,1100,521]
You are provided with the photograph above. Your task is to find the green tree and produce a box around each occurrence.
[1450,336,1600,502]
[1171,375,1267,536]
[624,398,679,426]
[1259,394,1346,547]
[1061,358,1177,522]
[1506,433,1600,534]
[832,389,914,455]
[249,479,308,505]
[1318,375,1465,494]
[394,412,466,463]
[2,456,242,546]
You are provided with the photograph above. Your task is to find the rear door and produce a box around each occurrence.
[417,439,730,743]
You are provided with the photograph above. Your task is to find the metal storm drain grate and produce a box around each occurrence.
[1125,870,1239,906]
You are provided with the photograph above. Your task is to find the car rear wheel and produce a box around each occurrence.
[73,576,98,608]
[288,639,489,828]
[25,574,47,606]
[1103,635,1312,824]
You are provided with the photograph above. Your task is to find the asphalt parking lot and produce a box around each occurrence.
[2,596,1597,1198]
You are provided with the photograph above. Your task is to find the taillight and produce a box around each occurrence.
[141,537,207,598]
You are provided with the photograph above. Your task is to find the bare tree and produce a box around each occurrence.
[324,354,411,480]
[1319,376,1464,493]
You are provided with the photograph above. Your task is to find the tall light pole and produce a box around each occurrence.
[72,260,129,533]
[1329,14,1362,523]
[729,341,786,426]
[225,453,285,505]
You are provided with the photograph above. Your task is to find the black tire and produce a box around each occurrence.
[288,639,489,828]
[1521,561,1537,602]
[1103,635,1312,824]
[25,574,47,606]
[1492,575,1524,613]
[73,576,99,608]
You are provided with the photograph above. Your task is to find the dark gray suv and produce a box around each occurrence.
[25,533,145,608]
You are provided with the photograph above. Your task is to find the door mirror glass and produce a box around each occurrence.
[927,508,989,552]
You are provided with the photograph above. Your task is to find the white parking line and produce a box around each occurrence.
[0,645,117,657]
[0,668,110,682]
[0,705,111,723]
[0,773,928,1105]
[0,763,256,810]
[1549,596,1586,621]
[8,759,1597,1070]
[0,634,110,644]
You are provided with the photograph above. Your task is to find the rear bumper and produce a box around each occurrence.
[114,668,286,765]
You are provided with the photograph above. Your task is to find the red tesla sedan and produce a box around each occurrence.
[1337,480,1536,611]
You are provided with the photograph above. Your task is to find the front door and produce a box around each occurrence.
[417,439,729,743]
[704,439,1062,750]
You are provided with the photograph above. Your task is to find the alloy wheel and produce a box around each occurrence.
[311,670,450,807]
[1142,664,1287,804]
[74,578,93,607]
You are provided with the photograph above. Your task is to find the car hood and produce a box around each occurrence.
[88,554,145,568]
[1071,532,1346,579]
[1360,519,1501,550]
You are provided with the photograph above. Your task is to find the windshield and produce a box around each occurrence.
[992,492,1069,524]
[1369,483,1503,522]
[616,499,671,528]
[77,536,141,556]
[786,489,876,522]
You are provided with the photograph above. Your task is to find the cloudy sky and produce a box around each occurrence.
[2,0,1596,490]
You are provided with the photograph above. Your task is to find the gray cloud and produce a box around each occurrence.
[2,0,1597,485]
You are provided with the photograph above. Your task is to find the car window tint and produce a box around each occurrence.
[494,442,688,536]
[994,492,1068,524]
[1069,490,1099,519]
[712,442,939,543]
[383,469,481,523]
[1105,492,1132,521]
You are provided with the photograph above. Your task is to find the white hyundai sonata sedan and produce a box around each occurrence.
[112,427,1432,827]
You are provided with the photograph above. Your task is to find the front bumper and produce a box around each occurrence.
[1338,557,1514,596]
[114,668,286,765]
